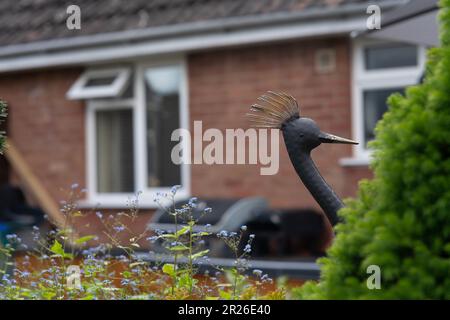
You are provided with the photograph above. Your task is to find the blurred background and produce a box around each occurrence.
[0,0,438,279]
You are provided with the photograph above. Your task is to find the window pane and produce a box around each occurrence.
[96,109,134,193]
[85,76,116,87]
[145,66,182,188]
[364,44,417,70]
[363,87,404,146]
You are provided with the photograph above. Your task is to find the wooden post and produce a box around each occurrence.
[3,139,66,228]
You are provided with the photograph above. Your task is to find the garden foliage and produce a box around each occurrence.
[296,0,450,299]
[0,186,284,300]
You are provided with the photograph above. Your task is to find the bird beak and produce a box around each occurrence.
[319,132,358,145]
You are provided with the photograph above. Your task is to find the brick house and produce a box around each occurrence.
[0,1,432,254]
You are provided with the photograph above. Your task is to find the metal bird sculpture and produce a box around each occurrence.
[247,91,358,227]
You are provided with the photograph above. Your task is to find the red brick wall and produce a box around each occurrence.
[0,68,86,204]
[188,37,372,211]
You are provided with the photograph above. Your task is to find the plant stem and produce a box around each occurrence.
[232,251,238,299]
[188,222,193,294]
[172,212,178,295]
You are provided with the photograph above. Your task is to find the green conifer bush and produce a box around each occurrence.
[296,0,450,299]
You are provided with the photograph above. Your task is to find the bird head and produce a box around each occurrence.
[247,91,358,151]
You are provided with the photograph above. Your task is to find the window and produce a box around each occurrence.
[362,87,404,145]
[79,61,189,207]
[145,66,182,188]
[345,40,426,165]
[67,68,131,100]
[95,108,134,193]
[364,43,418,70]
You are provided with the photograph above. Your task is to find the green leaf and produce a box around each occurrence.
[50,240,64,256]
[50,240,73,259]
[169,245,189,251]
[191,249,209,260]
[158,234,176,239]
[129,261,147,268]
[74,235,95,245]
[175,226,190,237]
[178,273,194,289]
[193,232,210,237]
[219,290,232,300]
[122,271,132,278]
[162,263,175,276]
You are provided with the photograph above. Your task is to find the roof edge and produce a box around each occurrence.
[0,0,405,58]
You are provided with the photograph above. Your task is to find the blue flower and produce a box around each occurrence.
[95,211,103,219]
[217,230,228,238]
[244,244,252,253]
[170,241,183,247]
[113,225,125,233]
[240,225,247,231]
[204,207,212,214]
[19,271,31,278]
[188,197,198,208]
[253,269,263,277]
[6,234,20,243]
[147,236,158,243]
[171,185,181,194]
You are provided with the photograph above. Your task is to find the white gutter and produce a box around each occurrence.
[0,0,404,73]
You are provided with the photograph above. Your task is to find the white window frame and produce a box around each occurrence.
[67,67,131,100]
[81,59,190,208]
[341,39,426,166]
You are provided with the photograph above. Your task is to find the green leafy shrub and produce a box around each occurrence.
[295,0,450,299]
[0,100,6,153]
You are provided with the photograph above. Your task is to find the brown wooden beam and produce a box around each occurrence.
[3,139,66,228]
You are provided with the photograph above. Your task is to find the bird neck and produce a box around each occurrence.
[283,135,343,226]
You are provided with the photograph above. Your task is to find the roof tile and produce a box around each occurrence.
[0,0,375,47]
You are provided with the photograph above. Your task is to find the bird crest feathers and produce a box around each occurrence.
[247,91,299,128]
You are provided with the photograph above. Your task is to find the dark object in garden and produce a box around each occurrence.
[148,197,268,256]
[148,197,327,259]
[248,92,358,226]
[0,184,43,224]
[242,208,328,258]
[0,184,45,245]
[149,197,268,233]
